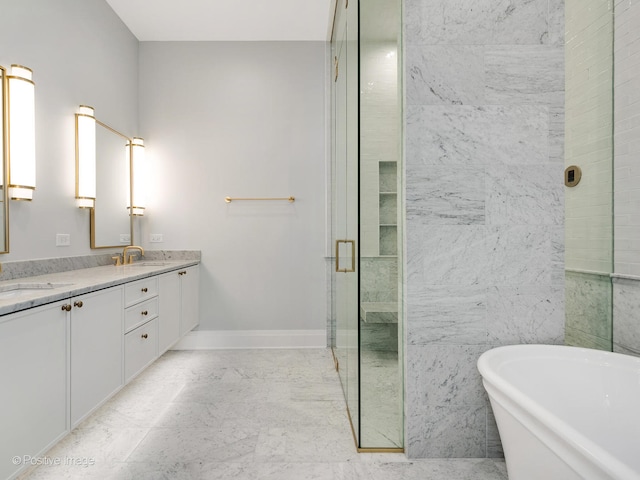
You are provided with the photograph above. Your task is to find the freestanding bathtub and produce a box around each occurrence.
[478,344,640,480]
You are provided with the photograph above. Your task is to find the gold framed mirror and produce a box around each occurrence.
[0,67,10,253]
[88,119,133,249]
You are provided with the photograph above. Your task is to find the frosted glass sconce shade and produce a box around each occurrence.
[75,105,96,208]
[7,65,35,201]
[128,137,145,216]
[0,67,5,192]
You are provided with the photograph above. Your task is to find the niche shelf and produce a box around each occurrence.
[379,162,397,256]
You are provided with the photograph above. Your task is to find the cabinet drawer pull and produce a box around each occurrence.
[141,333,148,339]
[61,304,72,312]
[141,287,148,293]
[74,301,83,308]
[178,271,187,276]
[141,310,148,316]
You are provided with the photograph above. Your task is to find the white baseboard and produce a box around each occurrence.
[171,329,328,350]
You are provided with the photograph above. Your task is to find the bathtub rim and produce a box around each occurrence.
[478,344,640,480]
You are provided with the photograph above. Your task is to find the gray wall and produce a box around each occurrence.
[1,2,329,338]
[138,42,328,334]
[403,0,565,457]
[613,0,640,356]
[0,0,138,260]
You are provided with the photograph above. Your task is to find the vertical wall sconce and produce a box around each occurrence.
[128,137,145,216]
[0,66,5,196]
[7,65,36,201]
[75,105,96,208]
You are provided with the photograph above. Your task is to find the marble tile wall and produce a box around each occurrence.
[403,0,564,458]
[361,257,398,303]
[613,277,640,355]
[565,271,612,351]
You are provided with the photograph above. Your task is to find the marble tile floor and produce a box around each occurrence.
[360,350,403,448]
[19,349,507,480]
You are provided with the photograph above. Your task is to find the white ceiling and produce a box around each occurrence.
[105,0,335,41]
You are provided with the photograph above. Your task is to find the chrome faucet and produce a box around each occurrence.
[122,245,145,265]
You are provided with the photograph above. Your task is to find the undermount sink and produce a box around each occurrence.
[0,282,74,299]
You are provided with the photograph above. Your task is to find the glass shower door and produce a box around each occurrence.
[332,0,403,451]
[332,0,360,444]
[564,0,614,351]
[358,0,403,449]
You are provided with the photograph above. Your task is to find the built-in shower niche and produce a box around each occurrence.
[359,160,399,357]
[379,161,397,257]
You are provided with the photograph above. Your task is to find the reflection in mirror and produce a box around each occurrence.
[0,67,8,253]
[76,106,96,208]
[89,120,132,248]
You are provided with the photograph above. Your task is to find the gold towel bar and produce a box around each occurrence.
[224,196,295,203]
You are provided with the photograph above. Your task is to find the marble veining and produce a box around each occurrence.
[406,344,488,407]
[406,405,487,458]
[0,253,200,317]
[406,105,549,166]
[548,0,565,47]
[565,271,612,348]
[407,286,486,345]
[360,323,398,352]
[406,166,485,225]
[143,250,202,262]
[404,0,549,46]
[19,349,508,480]
[486,226,552,286]
[566,328,612,352]
[0,250,200,283]
[486,286,564,345]
[406,46,485,105]
[486,408,503,458]
[485,165,563,226]
[404,0,563,461]
[613,277,640,356]
[0,253,117,282]
[379,226,398,256]
[550,226,565,286]
[360,350,402,448]
[549,105,565,164]
[407,225,487,286]
[360,257,398,303]
[485,46,564,105]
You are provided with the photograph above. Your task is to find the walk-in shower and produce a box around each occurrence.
[330,0,403,450]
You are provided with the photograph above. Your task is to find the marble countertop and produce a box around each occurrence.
[0,260,199,318]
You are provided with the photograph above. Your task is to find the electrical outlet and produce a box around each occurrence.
[56,234,70,247]
[120,234,131,243]
[149,233,164,243]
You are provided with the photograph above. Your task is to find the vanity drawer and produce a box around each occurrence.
[124,277,158,307]
[125,297,158,333]
[124,318,158,382]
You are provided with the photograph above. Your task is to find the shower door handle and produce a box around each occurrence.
[335,239,356,273]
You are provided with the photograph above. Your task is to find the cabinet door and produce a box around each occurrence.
[71,286,123,426]
[0,301,68,480]
[125,318,158,382]
[180,265,200,335]
[158,271,180,354]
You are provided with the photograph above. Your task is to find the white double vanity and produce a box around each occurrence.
[0,254,200,480]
